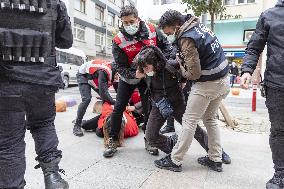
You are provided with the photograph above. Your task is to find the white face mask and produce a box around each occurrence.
[124,22,139,35]
[167,34,176,44]
[166,28,177,44]
[146,71,155,77]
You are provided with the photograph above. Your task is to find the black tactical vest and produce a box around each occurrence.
[181,23,228,82]
[0,0,57,64]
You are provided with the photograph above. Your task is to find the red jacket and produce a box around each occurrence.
[86,59,113,89]
[98,103,139,138]
[113,23,157,65]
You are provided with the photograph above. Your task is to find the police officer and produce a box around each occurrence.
[73,60,116,137]
[0,0,72,188]
[103,5,173,158]
[241,1,284,188]
[155,10,230,172]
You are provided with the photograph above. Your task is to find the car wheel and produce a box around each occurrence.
[63,76,69,89]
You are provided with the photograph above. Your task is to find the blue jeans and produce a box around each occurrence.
[230,75,236,87]
[0,79,62,188]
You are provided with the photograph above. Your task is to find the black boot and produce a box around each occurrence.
[222,151,231,164]
[160,124,175,134]
[103,137,118,158]
[144,137,159,156]
[197,156,223,172]
[73,123,84,137]
[154,154,182,172]
[266,170,284,189]
[38,157,69,189]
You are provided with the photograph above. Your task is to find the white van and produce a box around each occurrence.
[56,47,86,88]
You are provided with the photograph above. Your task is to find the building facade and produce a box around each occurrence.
[212,0,277,79]
[138,0,188,21]
[62,0,136,61]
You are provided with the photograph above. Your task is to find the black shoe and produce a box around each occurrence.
[103,138,118,158]
[37,158,69,189]
[73,124,84,137]
[160,125,175,134]
[169,134,178,152]
[144,137,159,156]
[266,171,284,189]
[197,156,223,172]
[222,151,231,164]
[154,154,182,172]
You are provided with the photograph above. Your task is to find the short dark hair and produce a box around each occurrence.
[134,46,165,73]
[159,10,184,29]
[120,5,138,18]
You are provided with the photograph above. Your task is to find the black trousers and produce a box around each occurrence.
[109,79,148,139]
[81,115,104,137]
[146,97,185,154]
[266,87,284,170]
[75,73,97,125]
[0,79,62,188]
[166,85,190,127]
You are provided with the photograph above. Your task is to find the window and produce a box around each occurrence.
[107,36,113,48]
[95,32,105,45]
[224,0,255,5]
[56,51,67,63]
[161,0,176,5]
[224,0,235,5]
[108,12,115,26]
[67,54,84,66]
[95,5,104,21]
[73,23,86,41]
[74,0,86,13]
[153,0,159,5]
[118,19,122,27]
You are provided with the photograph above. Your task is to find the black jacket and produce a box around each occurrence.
[0,0,73,87]
[77,70,115,105]
[112,21,173,80]
[93,70,115,105]
[149,68,184,106]
[242,0,284,90]
[230,66,239,76]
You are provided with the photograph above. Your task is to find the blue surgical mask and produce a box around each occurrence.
[124,22,139,35]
